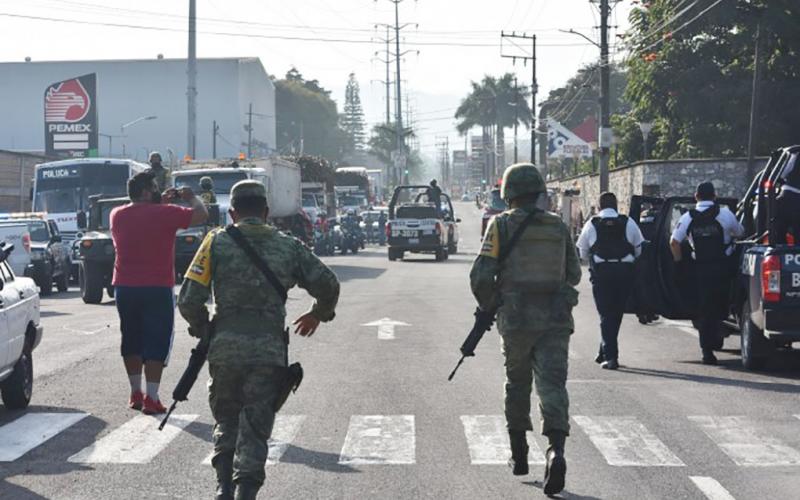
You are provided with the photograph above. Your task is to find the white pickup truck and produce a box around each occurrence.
[0,224,32,277]
[386,185,461,262]
[0,243,42,409]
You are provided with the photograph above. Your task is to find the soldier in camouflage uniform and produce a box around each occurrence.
[147,151,171,192]
[199,176,218,205]
[470,163,581,496]
[178,180,340,500]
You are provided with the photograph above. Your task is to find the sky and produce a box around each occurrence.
[0,0,633,157]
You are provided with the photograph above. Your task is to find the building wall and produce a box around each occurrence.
[546,158,766,219]
[0,150,52,212]
[0,58,276,162]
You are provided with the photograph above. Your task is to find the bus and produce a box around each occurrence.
[32,158,149,241]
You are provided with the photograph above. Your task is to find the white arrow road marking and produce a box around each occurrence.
[0,412,89,461]
[362,318,411,340]
[690,477,737,500]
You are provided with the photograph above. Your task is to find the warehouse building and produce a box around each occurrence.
[0,57,276,163]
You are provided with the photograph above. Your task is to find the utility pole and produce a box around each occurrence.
[513,77,519,164]
[746,19,763,180]
[212,120,218,159]
[246,103,253,159]
[501,31,537,165]
[385,26,392,124]
[598,0,611,192]
[393,0,406,184]
[187,0,197,160]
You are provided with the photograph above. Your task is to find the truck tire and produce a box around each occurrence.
[79,262,104,304]
[435,248,446,262]
[56,270,69,292]
[741,300,769,371]
[1,350,33,410]
[37,271,53,296]
[389,248,398,261]
[448,242,458,255]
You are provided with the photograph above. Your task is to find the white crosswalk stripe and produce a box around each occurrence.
[68,414,197,464]
[689,416,800,466]
[690,476,737,500]
[0,412,88,462]
[460,415,545,465]
[339,415,415,465]
[202,415,306,465]
[573,416,685,466]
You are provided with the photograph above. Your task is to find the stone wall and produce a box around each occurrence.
[546,157,766,219]
[0,150,52,212]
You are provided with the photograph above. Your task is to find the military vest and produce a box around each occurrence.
[589,215,635,262]
[688,205,725,261]
[498,210,566,294]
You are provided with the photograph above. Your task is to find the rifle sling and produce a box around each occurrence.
[225,225,288,304]
[498,209,538,263]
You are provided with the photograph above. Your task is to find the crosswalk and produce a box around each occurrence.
[3,411,800,473]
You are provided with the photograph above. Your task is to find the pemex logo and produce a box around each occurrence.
[45,78,91,123]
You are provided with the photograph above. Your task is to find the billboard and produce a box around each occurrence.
[44,73,98,158]
[547,118,593,159]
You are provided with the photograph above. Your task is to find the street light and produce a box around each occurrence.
[120,115,158,158]
[638,121,653,160]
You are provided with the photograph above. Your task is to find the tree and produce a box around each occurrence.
[341,73,367,155]
[367,123,423,182]
[455,73,531,174]
[274,67,348,161]
[617,0,800,163]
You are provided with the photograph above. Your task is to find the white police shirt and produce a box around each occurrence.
[576,208,645,263]
[670,201,745,256]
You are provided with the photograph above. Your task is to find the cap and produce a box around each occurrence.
[696,181,716,199]
[230,180,267,203]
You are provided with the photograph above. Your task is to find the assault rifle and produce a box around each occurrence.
[447,308,496,380]
[160,332,209,430]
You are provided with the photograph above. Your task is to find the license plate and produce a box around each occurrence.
[393,230,418,238]
[409,238,420,245]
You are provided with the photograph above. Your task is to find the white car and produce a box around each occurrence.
[0,243,42,410]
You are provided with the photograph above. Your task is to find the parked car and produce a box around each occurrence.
[0,242,43,410]
[481,188,507,238]
[0,218,71,295]
[0,223,32,277]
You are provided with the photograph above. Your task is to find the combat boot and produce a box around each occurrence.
[543,431,567,496]
[507,430,529,476]
[234,480,261,500]
[213,453,234,500]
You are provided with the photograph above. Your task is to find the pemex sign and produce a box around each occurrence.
[44,73,98,158]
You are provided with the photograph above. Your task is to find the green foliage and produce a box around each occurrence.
[283,154,335,184]
[341,73,367,155]
[367,123,423,183]
[540,64,628,130]
[618,0,800,163]
[275,67,347,161]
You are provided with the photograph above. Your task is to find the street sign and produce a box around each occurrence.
[44,73,99,158]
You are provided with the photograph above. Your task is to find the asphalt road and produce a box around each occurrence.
[2,201,800,500]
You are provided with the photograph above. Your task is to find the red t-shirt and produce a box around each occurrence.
[110,203,194,287]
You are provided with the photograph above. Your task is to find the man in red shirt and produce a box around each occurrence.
[111,171,208,415]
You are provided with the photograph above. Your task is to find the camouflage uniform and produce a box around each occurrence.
[199,190,217,205]
[177,181,339,494]
[148,165,171,192]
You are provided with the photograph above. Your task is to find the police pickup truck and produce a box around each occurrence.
[629,146,800,370]
[386,185,460,262]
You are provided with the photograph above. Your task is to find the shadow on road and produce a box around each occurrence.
[40,310,72,318]
[522,481,602,499]
[39,290,81,301]
[328,264,386,282]
[619,366,800,394]
[281,444,361,473]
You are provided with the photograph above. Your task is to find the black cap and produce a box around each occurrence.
[696,181,716,199]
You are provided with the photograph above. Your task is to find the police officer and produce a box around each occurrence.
[428,179,443,216]
[774,151,800,244]
[147,151,171,192]
[199,176,218,205]
[470,163,581,496]
[576,192,645,370]
[670,181,743,365]
[178,181,340,500]
[378,210,388,246]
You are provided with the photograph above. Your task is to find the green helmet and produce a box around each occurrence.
[200,176,213,190]
[501,163,545,202]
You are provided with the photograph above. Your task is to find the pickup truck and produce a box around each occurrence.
[386,185,460,261]
[0,242,42,410]
[628,145,800,370]
[0,217,71,295]
[0,224,32,278]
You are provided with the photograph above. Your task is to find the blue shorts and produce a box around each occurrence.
[115,286,175,363]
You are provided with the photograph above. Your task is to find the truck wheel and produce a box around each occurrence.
[448,243,458,255]
[741,300,769,371]
[340,246,348,255]
[79,262,104,304]
[435,249,446,262]
[56,270,69,292]
[37,271,53,296]
[1,350,33,409]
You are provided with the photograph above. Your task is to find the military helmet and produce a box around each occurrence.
[230,180,267,204]
[200,176,214,189]
[148,151,162,163]
[500,163,545,202]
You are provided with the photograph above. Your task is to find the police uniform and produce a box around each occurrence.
[177,181,340,500]
[671,191,744,362]
[775,151,800,244]
[470,163,581,495]
[576,207,644,367]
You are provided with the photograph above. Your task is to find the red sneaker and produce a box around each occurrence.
[129,391,144,411]
[142,396,167,415]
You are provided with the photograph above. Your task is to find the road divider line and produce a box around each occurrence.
[689,416,800,466]
[202,415,306,465]
[573,416,685,466]
[0,412,88,461]
[690,476,737,500]
[68,414,197,464]
[460,415,545,465]
[339,415,415,465]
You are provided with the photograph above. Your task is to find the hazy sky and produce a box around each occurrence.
[0,0,632,155]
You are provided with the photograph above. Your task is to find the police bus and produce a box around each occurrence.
[32,158,148,242]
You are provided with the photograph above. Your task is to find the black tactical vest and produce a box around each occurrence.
[688,205,725,262]
[589,215,635,262]
[784,156,800,188]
